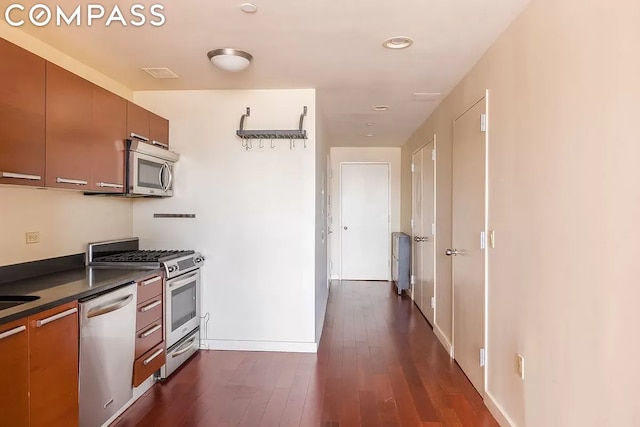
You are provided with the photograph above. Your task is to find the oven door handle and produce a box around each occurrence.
[172,336,197,357]
[169,271,199,288]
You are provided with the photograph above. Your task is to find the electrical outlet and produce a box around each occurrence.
[516,354,525,380]
[26,231,40,244]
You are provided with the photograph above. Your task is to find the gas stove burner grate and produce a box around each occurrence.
[93,249,194,263]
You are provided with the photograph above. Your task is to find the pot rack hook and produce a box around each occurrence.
[239,107,250,132]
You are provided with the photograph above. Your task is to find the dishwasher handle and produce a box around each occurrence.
[87,294,134,319]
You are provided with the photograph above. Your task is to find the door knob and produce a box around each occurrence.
[445,249,460,256]
[344,226,348,230]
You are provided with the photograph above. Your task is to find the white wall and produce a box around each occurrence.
[401,0,640,425]
[329,147,401,280]
[133,89,323,352]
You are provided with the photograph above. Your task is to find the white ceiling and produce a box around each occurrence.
[8,0,529,147]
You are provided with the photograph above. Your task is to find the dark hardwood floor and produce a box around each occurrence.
[113,281,498,427]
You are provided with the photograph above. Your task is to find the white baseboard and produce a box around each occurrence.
[484,390,517,427]
[203,339,318,353]
[434,324,453,357]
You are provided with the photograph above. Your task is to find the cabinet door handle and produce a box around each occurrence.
[141,276,162,286]
[140,300,161,312]
[130,132,149,142]
[0,325,26,340]
[139,323,162,338]
[36,307,78,327]
[0,172,41,181]
[143,348,164,365]
[97,182,124,189]
[151,140,169,148]
[56,177,88,186]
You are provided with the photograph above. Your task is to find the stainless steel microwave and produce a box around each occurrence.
[127,139,179,197]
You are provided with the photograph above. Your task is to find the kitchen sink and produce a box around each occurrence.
[0,295,40,310]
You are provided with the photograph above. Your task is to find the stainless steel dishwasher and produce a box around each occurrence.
[79,283,137,427]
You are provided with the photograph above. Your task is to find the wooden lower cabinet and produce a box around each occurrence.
[0,318,29,427]
[29,301,79,427]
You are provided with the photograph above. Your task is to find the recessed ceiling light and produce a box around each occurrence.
[367,122,374,126]
[141,67,179,79]
[373,105,390,112]
[383,36,414,49]
[365,133,374,137]
[240,3,257,13]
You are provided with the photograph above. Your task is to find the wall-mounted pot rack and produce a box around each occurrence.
[236,106,308,150]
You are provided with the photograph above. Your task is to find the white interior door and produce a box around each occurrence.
[412,141,436,325]
[340,163,390,280]
[452,98,487,394]
[412,149,424,307]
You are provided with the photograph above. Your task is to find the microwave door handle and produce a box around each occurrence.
[165,163,173,191]
[158,163,166,190]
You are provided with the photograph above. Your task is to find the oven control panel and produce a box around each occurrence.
[164,253,204,278]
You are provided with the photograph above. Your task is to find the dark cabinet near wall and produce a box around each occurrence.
[149,112,170,149]
[127,102,170,150]
[126,101,150,141]
[91,86,127,193]
[45,63,93,190]
[0,37,46,187]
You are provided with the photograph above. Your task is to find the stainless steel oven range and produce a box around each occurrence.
[88,238,204,380]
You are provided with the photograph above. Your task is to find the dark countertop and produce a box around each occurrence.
[0,267,160,326]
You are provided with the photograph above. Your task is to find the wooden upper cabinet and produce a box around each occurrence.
[45,63,93,189]
[29,301,79,427]
[0,318,30,427]
[91,86,126,192]
[127,102,150,141]
[0,38,46,187]
[149,112,170,149]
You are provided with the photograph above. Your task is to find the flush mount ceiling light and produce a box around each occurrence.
[373,105,390,112]
[367,122,374,126]
[383,36,414,49]
[240,3,257,13]
[365,133,374,137]
[207,48,253,72]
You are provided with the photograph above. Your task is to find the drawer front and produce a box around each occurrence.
[133,342,165,387]
[137,273,163,304]
[136,295,163,332]
[135,319,163,359]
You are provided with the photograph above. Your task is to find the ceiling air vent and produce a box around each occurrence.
[412,92,441,101]
[142,68,179,79]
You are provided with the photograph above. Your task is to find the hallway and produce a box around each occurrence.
[114,281,498,426]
